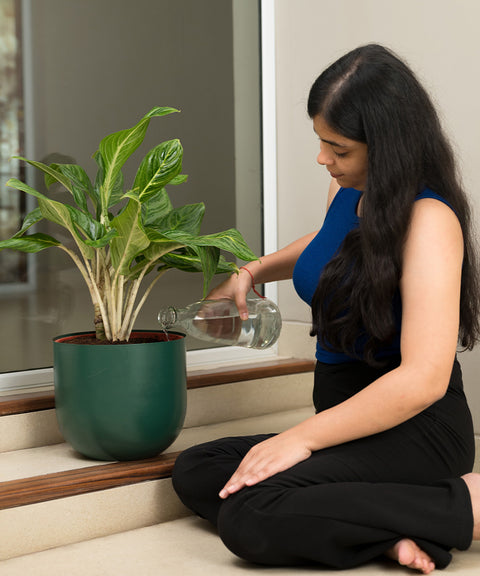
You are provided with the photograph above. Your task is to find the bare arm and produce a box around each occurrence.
[247,178,339,285]
[301,198,462,447]
[242,231,319,283]
[208,179,341,315]
[208,231,318,317]
[220,198,464,497]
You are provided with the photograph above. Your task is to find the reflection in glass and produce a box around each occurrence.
[0,0,262,373]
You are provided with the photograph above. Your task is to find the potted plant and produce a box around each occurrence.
[0,106,258,461]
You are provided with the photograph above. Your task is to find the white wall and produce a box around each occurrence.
[274,0,480,428]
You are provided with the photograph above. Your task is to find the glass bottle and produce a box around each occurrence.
[158,298,282,349]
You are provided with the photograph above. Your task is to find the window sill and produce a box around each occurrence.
[0,357,315,417]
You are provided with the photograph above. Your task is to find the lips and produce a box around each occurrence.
[329,172,343,179]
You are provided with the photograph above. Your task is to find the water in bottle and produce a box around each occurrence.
[157,298,282,349]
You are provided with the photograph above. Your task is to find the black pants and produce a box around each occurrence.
[172,357,475,569]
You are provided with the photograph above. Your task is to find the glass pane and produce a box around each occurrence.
[0,0,262,373]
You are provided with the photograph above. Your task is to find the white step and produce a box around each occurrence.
[3,337,479,570]
[3,514,480,576]
[0,362,314,453]
[0,406,314,560]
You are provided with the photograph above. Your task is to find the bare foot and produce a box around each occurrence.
[461,472,480,540]
[386,538,435,574]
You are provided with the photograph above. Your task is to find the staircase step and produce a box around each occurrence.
[0,357,315,453]
[0,450,178,510]
[3,514,480,576]
[0,358,316,416]
[0,357,315,560]
[0,407,314,560]
[0,407,314,507]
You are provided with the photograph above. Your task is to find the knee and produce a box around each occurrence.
[172,445,203,496]
[217,490,278,565]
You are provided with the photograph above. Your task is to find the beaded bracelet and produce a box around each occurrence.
[239,266,265,299]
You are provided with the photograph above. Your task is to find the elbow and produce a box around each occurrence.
[419,372,451,409]
[427,381,449,405]
[399,363,451,412]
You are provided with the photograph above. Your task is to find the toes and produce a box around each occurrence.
[414,552,435,574]
[389,538,436,574]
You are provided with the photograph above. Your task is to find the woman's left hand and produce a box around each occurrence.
[218,429,312,499]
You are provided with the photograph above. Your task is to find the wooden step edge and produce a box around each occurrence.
[188,357,315,389]
[0,357,315,417]
[0,451,180,511]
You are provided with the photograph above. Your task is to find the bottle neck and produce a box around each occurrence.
[158,306,178,330]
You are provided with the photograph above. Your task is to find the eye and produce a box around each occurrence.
[333,150,347,158]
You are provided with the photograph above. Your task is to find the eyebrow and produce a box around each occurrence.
[321,138,349,148]
[313,127,350,148]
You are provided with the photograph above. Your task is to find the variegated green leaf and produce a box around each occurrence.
[169,174,188,185]
[158,250,203,272]
[93,150,124,212]
[142,234,185,263]
[2,107,259,342]
[159,251,238,274]
[7,178,76,228]
[81,228,118,249]
[47,163,93,212]
[141,188,173,227]
[68,207,111,242]
[98,107,179,215]
[144,106,180,119]
[195,229,258,262]
[110,198,150,274]
[160,227,257,263]
[13,207,43,237]
[196,245,220,296]
[7,178,95,258]
[133,139,183,202]
[14,157,78,197]
[0,232,60,253]
[215,255,240,274]
[152,203,205,236]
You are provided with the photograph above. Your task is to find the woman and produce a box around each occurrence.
[172,44,480,574]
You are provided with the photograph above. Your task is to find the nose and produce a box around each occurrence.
[317,147,333,166]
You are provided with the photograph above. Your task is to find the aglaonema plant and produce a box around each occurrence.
[0,107,257,341]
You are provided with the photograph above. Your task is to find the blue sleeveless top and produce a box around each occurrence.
[292,187,454,363]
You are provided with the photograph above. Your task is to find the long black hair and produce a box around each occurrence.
[308,44,480,365]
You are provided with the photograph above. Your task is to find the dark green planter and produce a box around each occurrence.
[53,330,187,461]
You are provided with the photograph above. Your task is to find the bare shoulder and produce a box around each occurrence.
[400,197,464,376]
[404,197,463,266]
[409,197,462,243]
[326,179,341,210]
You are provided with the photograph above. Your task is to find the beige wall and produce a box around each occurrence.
[274,0,480,429]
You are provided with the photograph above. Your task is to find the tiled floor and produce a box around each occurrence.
[3,515,480,575]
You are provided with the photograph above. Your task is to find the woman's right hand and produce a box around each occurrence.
[206,267,254,319]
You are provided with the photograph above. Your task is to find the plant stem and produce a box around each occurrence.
[125,268,170,337]
[103,263,115,340]
[88,256,111,341]
[58,245,111,340]
[118,264,152,340]
[115,276,125,338]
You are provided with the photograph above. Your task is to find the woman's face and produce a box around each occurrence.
[313,115,368,191]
